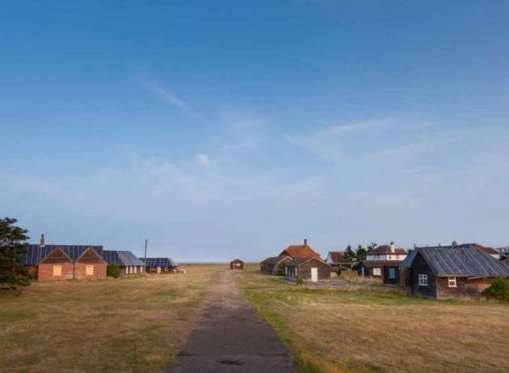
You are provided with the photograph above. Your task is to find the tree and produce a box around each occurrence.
[356,245,367,261]
[0,218,30,290]
[343,245,356,262]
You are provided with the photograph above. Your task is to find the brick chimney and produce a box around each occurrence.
[390,241,395,253]
[40,234,45,247]
[304,238,308,246]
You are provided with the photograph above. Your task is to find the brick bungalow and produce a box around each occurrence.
[141,257,178,273]
[400,244,509,299]
[102,250,145,276]
[22,235,107,281]
[285,257,331,282]
[358,243,407,284]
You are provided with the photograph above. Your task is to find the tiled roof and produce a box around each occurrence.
[287,256,327,266]
[102,250,144,266]
[140,257,177,267]
[280,244,320,259]
[327,251,345,263]
[409,246,509,277]
[367,245,406,256]
[21,245,104,266]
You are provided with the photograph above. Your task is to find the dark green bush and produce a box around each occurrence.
[296,278,304,285]
[483,278,509,301]
[107,265,121,278]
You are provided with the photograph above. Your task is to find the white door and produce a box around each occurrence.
[311,267,318,282]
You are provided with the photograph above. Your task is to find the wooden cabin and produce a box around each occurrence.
[102,250,145,276]
[400,244,509,299]
[260,256,291,275]
[285,257,331,282]
[230,259,244,270]
[22,237,107,281]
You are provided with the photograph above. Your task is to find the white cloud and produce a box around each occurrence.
[140,78,208,123]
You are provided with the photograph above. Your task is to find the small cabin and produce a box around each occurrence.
[102,250,145,276]
[358,243,407,284]
[230,259,244,270]
[400,244,509,299]
[285,257,331,282]
[141,257,178,273]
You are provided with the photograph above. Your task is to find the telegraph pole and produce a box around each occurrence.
[144,239,148,273]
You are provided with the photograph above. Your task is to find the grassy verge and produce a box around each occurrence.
[0,266,219,372]
[237,265,509,373]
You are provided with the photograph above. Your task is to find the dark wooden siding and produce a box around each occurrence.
[409,252,437,298]
[436,277,492,299]
[383,265,400,284]
[296,260,331,280]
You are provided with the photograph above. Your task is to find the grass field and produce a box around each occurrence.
[0,266,221,372]
[237,266,509,373]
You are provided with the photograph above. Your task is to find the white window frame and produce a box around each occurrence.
[86,265,94,276]
[53,264,62,277]
[372,267,382,276]
[448,277,457,288]
[418,274,428,286]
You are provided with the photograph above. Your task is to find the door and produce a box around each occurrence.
[311,267,318,282]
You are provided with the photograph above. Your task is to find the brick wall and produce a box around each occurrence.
[74,262,107,280]
[38,262,74,281]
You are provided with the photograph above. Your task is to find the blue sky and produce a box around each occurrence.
[1,1,508,261]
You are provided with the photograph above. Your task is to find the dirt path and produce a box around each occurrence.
[169,271,296,373]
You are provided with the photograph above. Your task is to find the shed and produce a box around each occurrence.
[102,250,145,276]
[230,259,244,270]
[401,245,509,299]
[358,260,401,284]
[285,257,331,282]
[260,256,291,275]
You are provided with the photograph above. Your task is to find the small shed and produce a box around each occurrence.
[285,257,331,282]
[230,259,244,270]
[358,261,401,284]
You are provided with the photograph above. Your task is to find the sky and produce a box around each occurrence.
[1,1,508,261]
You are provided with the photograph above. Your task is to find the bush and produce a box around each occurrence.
[296,278,304,286]
[483,278,509,301]
[336,267,342,276]
[107,265,121,278]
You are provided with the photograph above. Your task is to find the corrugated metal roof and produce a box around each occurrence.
[412,246,509,277]
[21,245,104,265]
[140,257,177,267]
[102,250,144,266]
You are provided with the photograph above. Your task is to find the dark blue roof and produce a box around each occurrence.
[140,257,177,267]
[102,251,144,266]
[22,245,104,265]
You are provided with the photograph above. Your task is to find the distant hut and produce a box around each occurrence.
[141,257,178,273]
[230,259,244,270]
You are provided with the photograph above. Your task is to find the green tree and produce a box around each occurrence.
[0,218,30,290]
[343,245,356,262]
[356,245,367,261]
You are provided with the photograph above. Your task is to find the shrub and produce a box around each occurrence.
[336,267,342,276]
[296,278,304,286]
[107,265,121,279]
[483,278,509,302]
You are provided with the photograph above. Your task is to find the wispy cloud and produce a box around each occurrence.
[140,78,208,123]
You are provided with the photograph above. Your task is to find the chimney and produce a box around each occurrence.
[304,238,308,246]
[390,241,395,253]
[40,234,46,247]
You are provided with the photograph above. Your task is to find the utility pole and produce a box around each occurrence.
[144,239,148,273]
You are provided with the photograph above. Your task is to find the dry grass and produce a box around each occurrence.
[0,266,221,372]
[237,266,509,373]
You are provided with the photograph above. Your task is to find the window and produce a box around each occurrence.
[448,277,457,288]
[372,267,382,276]
[388,268,396,280]
[53,265,62,277]
[86,265,94,276]
[418,274,428,286]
